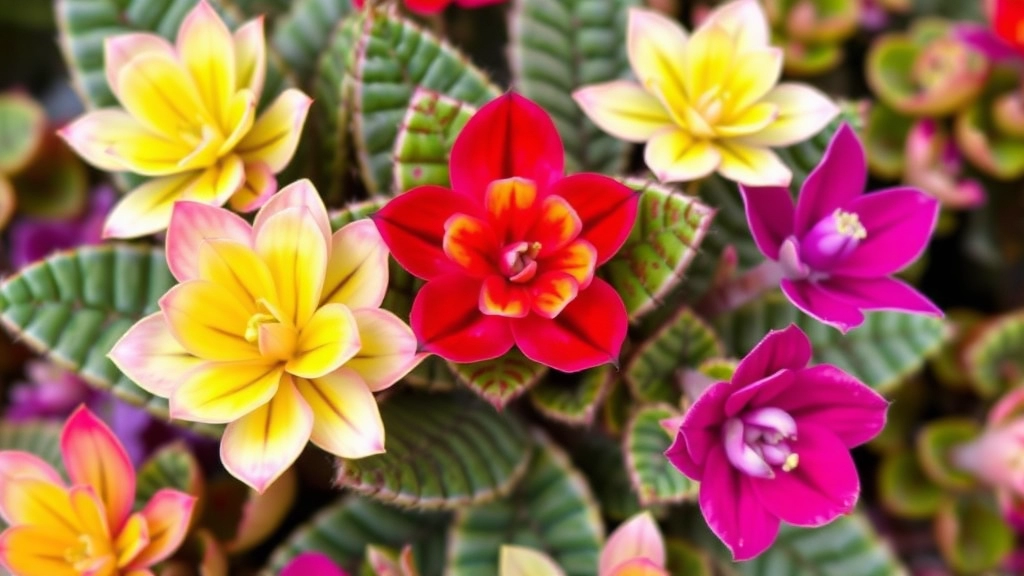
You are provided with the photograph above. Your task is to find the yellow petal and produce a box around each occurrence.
[683,24,736,105]
[715,101,778,138]
[287,303,361,379]
[130,490,197,569]
[714,141,791,186]
[347,308,421,392]
[176,0,236,129]
[626,8,690,110]
[295,369,385,459]
[116,52,210,141]
[321,220,390,309]
[252,178,331,248]
[722,48,783,113]
[171,362,283,424]
[165,200,254,282]
[160,280,261,362]
[102,171,202,239]
[500,546,566,576]
[0,452,62,525]
[114,513,150,568]
[703,0,771,53]
[58,109,186,173]
[1,478,79,539]
[734,83,840,147]
[197,238,279,311]
[104,33,174,101]
[181,155,247,206]
[228,161,277,213]
[220,375,313,493]
[255,206,328,328]
[235,88,312,172]
[234,17,267,96]
[217,89,257,157]
[643,129,720,182]
[0,526,79,576]
[573,81,675,143]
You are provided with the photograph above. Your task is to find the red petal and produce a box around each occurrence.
[411,274,515,362]
[450,93,565,200]
[372,185,483,280]
[404,0,451,14]
[994,0,1024,51]
[529,271,579,319]
[443,213,500,278]
[484,177,540,243]
[511,277,626,372]
[527,195,582,256]
[480,275,531,318]
[549,173,639,264]
[538,239,596,288]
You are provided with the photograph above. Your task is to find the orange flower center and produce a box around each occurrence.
[64,534,100,572]
[500,241,542,283]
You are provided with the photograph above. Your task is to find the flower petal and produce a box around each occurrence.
[116,52,209,140]
[675,381,734,475]
[539,240,596,288]
[527,195,583,256]
[0,478,78,539]
[235,88,312,172]
[609,558,669,576]
[572,81,674,143]
[723,368,796,418]
[512,277,626,372]
[480,275,533,318]
[61,406,135,532]
[321,220,390,309]
[683,24,737,103]
[731,323,811,387]
[665,428,703,480]
[255,206,329,328]
[716,101,778,138]
[626,8,689,109]
[181,155,247,205]
[643,129,722,183]
[548,173,639,265]
[793,124,866,236]
[295,368,385,459]
[529,271,579,319]
[736,84,839,148]
[234,17,266,95]
[103,33,175,99]
[822,276,942,319]
[750,424,860,526]
[722,49,783,113]
[703,0,771,52]
[176,0,236,128]
[599,511,666,576]
[216,90,257,157]
[198,238,278,310]
[500,546,566,576]
[0,452,62,524]
[114,513,150,568]
[347,309,421,391]
[166,200,253,282]
[739,183,795,260]
[450,93,564,199]
[411,274,515,362]
[170,362,282,424]
[834,187,940,277]
[281,553,348,576]
[102,171,203,239]
[288,303,361,379]
[129,490,198,569]
[220,376,313,493]
[0,526,79,576]
[229,160,277,212]
[698,446,780,561]
[160,280,260,362]
[58,109,192,174]
[253,178,331,248]
[485,177,540,243]
[780,278,864,333]
[443,213,501,278]
[715,141,791,187]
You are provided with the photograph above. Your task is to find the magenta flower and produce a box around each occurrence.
[281,552,349,576]
[739,124,942,332]
[665,325,889,560]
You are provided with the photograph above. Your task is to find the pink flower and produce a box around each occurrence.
[665,325,889,560]
[352,0,504,15]
[740,123,942,332]
[281,552,350,576]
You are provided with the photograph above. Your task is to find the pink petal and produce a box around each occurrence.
[750,424,860,527]
[698,446,781,561]
[780,279,864,333]
[108,313,206,398]
[833,187,940,278]
[511,278,627,372]
[449,93,565,201]
[599,512,666,576]
[252,179,332,250]
[281,553,349,576]
[61,406,136,532]
[165,201,253,282]
[104,33,175,102]
[793,124,866,237]
[672,381,733,478]
[128,489,197,569]
[731,324,812,387]
[724,369,796,417]
[665,430,703,480]
[410,274,515,362]
[548,174,640,264]
[820,276,942,317]
[739,184,794,260]
[0,452,63,524]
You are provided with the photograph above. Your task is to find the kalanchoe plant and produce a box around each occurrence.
[903,119,986,209]
[952,388,1024,522]
[761,0,861,76]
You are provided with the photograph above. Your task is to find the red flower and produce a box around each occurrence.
[994,0,1024,53]
[373,93,638,373]
[352,0,504,16]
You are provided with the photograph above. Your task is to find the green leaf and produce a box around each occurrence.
[508,0,639,174]
[13,139,89,220]
[625,307,722,404]
[936,494,1014,574]
[863,102,913,180]
[448,433,603,576]
[877,451,944,519]
[271,0,352,85]
[916,418,979,491]
[451,350,548,410]
[312,13,361,201]
[267,495,449,575]
[714,292,949,394]
[0,420,64,475]
[393,89,476,192]
[0,93,45,175]
[134,442,203,510]
[601,178,715,320]
[335,391,534,510]
[567,432,641,522]
[624,405,695,506]
[964,311,1024,398]
[529,365,614,425]
[665,539,713,576]
[347,6,500,194]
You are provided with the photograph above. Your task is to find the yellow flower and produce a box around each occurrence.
[573,0,839,186]
[109,180,422,493]
[59,0,312,239]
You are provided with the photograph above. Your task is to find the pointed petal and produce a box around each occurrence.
[321,220,390,309]
[166,200,253,282]
[347,309,421,391]
[644,130,722,183]
[732,323,811,387]
[500,546,566,576]
[0,478,78,539]
[626,8,689,108]
[529,271,579,319]
[834,187,940,277]
[103,33,174,100]
[217,90,257,156]
[116,52,209,140]
[512,277,626,372]
[181,155,247,205]
[252,178,331,248]
[411,275,515,363]
[665,429,703,480]
[58,109,193,175]
[480,275,532,318]
[676,381,734,474]
[0,452,61,525]
[699,447,780,561]
[793,124,865,236]
[288,303,361,379]
[751,424,859,526]
[255,207,329,327]
[198,238,278,309]
[704,0,771,51]
[609,559,669,576]
[780,278,864,333]
[528,195,582,256]
[724,368,796,417]
[736,84,839,148]
[160,280,260,362]
[236,88,312,172]
[723,49,783,112]
[114,513,150,568]
[599,512,666,576]
[716,101,778,138]
[443,213,501,278]
[540,240,596,288]
[715,141,791,187]
[234,17,267,96]
[404,0,453,12]
[129,490,197,569]
[176,0,235,127]
[572,81,674,143]
[0,526,79,576]
[739,184,795,260]
[102,172,202,239]
[684,25,737,101]
[228,161,277,212]
[548,173,639,264]
[61,406,135,531]
[450,93,564,199]
[296,369,386,459]
[820,276,942,318]
[485,177,539,243]
[171,362,282,424]
[281,553,348,576]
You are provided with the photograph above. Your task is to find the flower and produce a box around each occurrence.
[58,0,312,239]
[904,119,985,209]
[0,406,196,575]
[109,179,421,492]
[665,325,888,560]
[8,184,114,270]
[572,0,838,187]
[955,0,1024,62]
[372,92,638,373]
[4,360,94,421]
[352,0,504,15]
[281,553,350,576]
[739,123,942,332]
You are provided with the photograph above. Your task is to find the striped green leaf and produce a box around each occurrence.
[448,434,603,576]
[134,441,203,510]
[508,0,639,174]
[625,307,722,404]
[335,391,533,510]
[568,432,641,522]
[393,90,476,193]
[311,13,361,201]
[271,0,351,85]
[624,405,695,506]
[451,351,548,410]
[528,365,614,426]
[964,311,1024,398]
[714,292,949,394]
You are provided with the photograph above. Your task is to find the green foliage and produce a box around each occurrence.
[528,365,613,425]
[271,0,352,85]
[916,418,979,491]
[936,494,1015,574]
[965,310,1024,397]
[877,451,944,519]
[625,307,722,405]
[451,351,548,410]
[311,12,361,200]
[0,93,44,175]
[0,420,63,475]
[393,90,476,192]
[568,433,641,521]
[134,441,203,510]
[624,405,696,506]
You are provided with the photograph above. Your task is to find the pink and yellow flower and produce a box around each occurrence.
[953,388,1024,523]
[573,0,838,187]
[0,406,196,576]
[109,179,421,493]
[58,0,311,239]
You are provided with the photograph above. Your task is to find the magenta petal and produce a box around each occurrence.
[794,124,866,237]
[678,381,733,472]
[731,324,811,387]
[699,446,781,561]
[820,276,942,317]
[780,279,864,333]
[739,185,795,260]
[724,369,796,417]
[772,365,889,447]
[955,23,1021,62]
[834,187,939,277]
[665,430,703,480]
[281,553,349,576]
[750,424,860,527]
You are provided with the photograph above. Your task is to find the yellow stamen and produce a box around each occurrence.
[244,313,277,343]
[64,535,95,570]
[833,209,867,240]
[782,453,800,472]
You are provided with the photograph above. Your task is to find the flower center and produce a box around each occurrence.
[499,241,541,283]
[695,87,726,126]
[797,209,866,272]
[244,313,278,343]
[243,301,298,360]
[64,535,98,572]
[723,406,799,479]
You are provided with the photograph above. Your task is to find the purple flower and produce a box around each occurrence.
[8,184,115,270]
[4,360,94,421]
[739,124,942,332]
[955,23,1022,63]
[665,325,889,560]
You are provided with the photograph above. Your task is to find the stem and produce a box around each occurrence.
[695,259,786,319]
